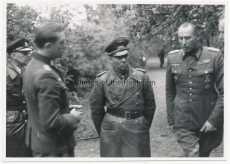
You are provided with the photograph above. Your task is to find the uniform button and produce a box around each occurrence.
[189,76,192,78]
[25,120,27,122]
[136,92,139,95]
[117,129,118,130]
[190,88,192,90]
[205,71,208,73]
[136,102,139,105]
[190,99,192,102]
[190,93,192,96]
[174,71,177,73]
[135,120,138,123]
[189,70,192,72]
[190,81,192,84]
[120,122,122,124]
[23,101,25,104]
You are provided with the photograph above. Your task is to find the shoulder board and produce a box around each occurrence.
[136,68,146,73]
[207,47,220,52]
[43,64,52,71]
[168,50,179,55]
[97,71,107,77]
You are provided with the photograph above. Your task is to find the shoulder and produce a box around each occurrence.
[97,71,107,77]
[203,46,221,59]
[206,47,220,53]
[168,49,180,55]
[136,68,146,73]
[36,65,61,82]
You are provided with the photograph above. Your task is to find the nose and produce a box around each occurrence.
[121,57,126,62]
[182,38,187,45]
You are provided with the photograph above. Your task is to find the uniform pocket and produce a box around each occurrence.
[102,121,116,130]
[171,69,182,83]
[198,69,214,89]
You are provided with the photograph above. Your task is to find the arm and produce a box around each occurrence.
[37,73,79,133]
[143,74,156,128]
[208,53,224,128]
[90,78,106,136]
[165,56,176,127]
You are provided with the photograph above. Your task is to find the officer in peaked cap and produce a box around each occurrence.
[6,38,32,157]
[7,38,31,54]
[166,22,223,157]
[90,37,156,157]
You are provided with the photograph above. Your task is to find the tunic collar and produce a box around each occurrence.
[7,61,22,79]
[182,46,203,61]
[107,65,141,82]
[33,52,55,66]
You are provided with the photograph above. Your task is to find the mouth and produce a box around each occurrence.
[182,47,189,51]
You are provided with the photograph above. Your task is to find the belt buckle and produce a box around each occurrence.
[125,111,131,120]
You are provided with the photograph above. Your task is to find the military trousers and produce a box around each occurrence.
[176,126,223,157]
[31,148,75,157]
[6,111,30,157]
[100,113,151,157]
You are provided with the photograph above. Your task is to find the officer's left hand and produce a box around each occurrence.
[200,121,217,133]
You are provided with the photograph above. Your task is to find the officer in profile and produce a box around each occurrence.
[6,38,31,157]
[90,37,156,157]
[218,13,224,56]
[23,23,82,157]
[166,22,223,157]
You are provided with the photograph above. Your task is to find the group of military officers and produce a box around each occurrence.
[6,14,224,157]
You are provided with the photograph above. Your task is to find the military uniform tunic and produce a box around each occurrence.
[90,66,156,157]
[6,61,29,157]
[23,53,78,156]
[166,46,223,156]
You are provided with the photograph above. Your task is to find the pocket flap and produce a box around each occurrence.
[199,69,214,75]
[171,69,182,74]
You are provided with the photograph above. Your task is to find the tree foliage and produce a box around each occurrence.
[7,3,225,98]
[106,4,224,50]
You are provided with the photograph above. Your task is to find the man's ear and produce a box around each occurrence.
[44,42,52,50]
[10,53,16,59]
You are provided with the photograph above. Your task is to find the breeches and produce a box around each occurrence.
[176,126,223,157]
[100,113,151,157]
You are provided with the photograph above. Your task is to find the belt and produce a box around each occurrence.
[107,108,143,120]
[7,106,26,112]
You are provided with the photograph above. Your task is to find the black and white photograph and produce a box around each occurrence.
[1,0,228,162]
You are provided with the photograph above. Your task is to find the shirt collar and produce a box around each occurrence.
[107,65,141,82]
[33,52,55,66]
[182,46,203,60]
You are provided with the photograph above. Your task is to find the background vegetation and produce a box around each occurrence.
[7,3,224,99]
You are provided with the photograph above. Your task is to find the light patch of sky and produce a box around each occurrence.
[16,3,97,28]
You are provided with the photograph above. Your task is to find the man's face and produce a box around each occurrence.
[50,32,66,59]
[110,54,129,72]
[178,25,199,54]
[219,18,224,54]
[12,51,30,66]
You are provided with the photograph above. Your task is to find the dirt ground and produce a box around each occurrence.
[74,57,223,158]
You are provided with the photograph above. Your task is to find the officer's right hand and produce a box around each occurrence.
[170,125,177,133]
[70,110,83,122]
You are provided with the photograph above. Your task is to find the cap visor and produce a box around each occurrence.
[16,47,32,52]
[113,50,128,57]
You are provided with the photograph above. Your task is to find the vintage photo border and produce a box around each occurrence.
[1,0,229,163]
